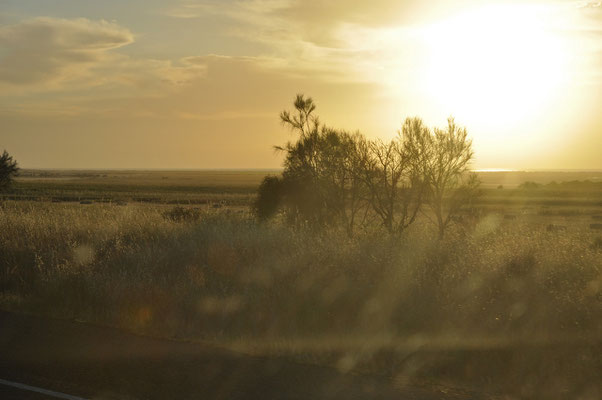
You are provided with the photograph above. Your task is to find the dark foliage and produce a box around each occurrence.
[253,175,283,221]
[519,181,541,190]
[0,150,19,191]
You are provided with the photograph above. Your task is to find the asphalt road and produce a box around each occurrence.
[0,384,62,400]
[0,311,471,400]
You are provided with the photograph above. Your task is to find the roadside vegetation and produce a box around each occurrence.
[1,201,600,339]
[0,200,601,398]
[1,98,601,398]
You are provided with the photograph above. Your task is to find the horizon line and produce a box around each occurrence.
[16,167,602,173]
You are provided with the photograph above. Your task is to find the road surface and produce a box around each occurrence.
[0,311,475,400]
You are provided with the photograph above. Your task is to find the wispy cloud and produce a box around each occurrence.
[0,17,133,86]
[157,0,484,91]
[3,1,601,118]
[0,16,214,98]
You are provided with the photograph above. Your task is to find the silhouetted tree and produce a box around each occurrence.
[275,95,327,227]
[354,120,426,235]
[275,95,366,233]
[255,96,479,239]
[279,94,320,138]
[405,117,479,238]
[0,150,19,192]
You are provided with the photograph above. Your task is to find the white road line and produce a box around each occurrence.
[0,378,88,400]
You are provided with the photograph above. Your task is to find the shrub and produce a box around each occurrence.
[162,206,202,223]
[0,150,19,191]
[253,175,283,221]
[519,181,540,190]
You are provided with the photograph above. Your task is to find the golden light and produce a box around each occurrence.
[419,4,574,130]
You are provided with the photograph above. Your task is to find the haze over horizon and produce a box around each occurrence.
[1,0,601,170]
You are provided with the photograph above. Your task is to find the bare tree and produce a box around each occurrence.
[355,125,425,235]
[405,117,479,238]
[0,150,19,192]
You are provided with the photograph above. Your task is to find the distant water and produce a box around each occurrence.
[474,169,602,173]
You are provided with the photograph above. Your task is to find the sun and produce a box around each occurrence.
[418,4,573,130]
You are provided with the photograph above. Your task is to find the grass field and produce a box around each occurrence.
[1,169,601,399]
[6,169,602,207]
[5,170,273,205]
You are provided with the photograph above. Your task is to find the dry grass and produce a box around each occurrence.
[1,200,601,399]
[1,201,600,337]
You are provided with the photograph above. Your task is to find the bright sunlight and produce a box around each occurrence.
[420,4,573,129]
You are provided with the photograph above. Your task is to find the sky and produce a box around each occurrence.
[0,0,601,169]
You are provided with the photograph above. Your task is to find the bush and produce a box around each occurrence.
[519,181,540,190]
[0,150,19,191]
[253,175,283,221]
[162,206,203,223]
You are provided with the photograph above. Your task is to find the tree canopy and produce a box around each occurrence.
[0,150,19,192]
[254,95,479,238]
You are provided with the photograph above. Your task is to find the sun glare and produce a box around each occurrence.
[418,4,573,129]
